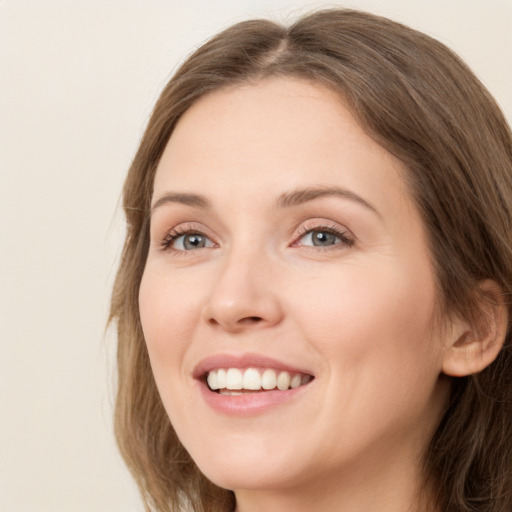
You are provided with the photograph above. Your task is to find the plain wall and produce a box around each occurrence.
[1,1,510,511]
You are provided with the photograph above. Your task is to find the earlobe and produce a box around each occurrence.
[442,280,508,377]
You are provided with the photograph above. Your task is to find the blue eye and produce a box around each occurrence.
[163,231,214,251]
[297,227,354,248]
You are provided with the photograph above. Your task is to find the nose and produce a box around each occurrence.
[202,249,283,333]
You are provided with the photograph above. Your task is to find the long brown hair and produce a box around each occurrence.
[110,9,512,511]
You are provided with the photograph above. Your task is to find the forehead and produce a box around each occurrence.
[153,77,413,219]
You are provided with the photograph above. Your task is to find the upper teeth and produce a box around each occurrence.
[207,368,310,391]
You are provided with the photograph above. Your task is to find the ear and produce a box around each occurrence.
[442,280,508,377]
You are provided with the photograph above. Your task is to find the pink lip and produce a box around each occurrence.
[193,353,314,416]
[197,383,312,415]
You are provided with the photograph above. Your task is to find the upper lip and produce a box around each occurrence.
[192,353,314,379]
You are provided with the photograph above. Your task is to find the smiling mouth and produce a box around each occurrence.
[206,367,314,395]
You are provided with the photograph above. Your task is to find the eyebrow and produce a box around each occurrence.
[276,186,381,217]
[151,192,211,213]
[151,186,380,217]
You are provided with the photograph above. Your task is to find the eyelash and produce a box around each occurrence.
[160,224,208,251]
[159,223,355,252]
[293,224,355,249]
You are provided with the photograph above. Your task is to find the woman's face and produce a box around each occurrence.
[139,77,452,498]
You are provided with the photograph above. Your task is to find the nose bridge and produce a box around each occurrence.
[203,238,282,331]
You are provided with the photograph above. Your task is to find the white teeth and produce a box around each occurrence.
[290,374,302,389]
[226,368,243,390]
[206,371,218,390]
[276,371,291,390]
[243,368,261,390]
[261,368,277,390]
[206,368,311,392]
[217,369,226,389]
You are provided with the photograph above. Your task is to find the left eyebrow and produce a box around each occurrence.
[275,186,381,218]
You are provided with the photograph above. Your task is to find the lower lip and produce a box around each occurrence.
[197,381,312,416]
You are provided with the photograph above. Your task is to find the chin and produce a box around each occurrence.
[187,440,309,492]
[200,463,301,493]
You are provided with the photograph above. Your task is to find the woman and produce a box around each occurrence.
[110,8,512,512]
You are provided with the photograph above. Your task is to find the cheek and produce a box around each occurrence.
[290,259,440,374]
[288,261,446,451]
[138,267,201,369]
[138,266,209,430]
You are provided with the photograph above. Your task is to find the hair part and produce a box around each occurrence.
[110,9,512,511]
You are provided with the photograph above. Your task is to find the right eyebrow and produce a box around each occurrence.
[151,192,210,214]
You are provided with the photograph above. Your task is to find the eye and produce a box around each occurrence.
[295,226,354,249]
[174,233,213,250]
[161,227,215,251]
[301,230,339,247]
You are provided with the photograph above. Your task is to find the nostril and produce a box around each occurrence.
[207,316,262,326]
[239,316,263,325]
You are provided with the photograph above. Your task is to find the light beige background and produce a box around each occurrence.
[1,1,510,511]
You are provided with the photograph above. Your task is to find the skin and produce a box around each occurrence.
[139,77,457,512]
